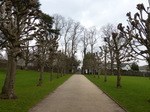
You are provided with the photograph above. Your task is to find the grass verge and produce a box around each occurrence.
[85,75,150,112]
[0,68,72,112]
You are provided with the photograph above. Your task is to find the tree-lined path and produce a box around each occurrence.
[29,75,126,112]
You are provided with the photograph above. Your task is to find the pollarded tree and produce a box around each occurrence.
[23,41,35,70]
[112,32,132,88]
[47,33,59,81]
[100,45,109,82]
[118,3,150,71]
[101,24,116,75]
[95,51,103,79]
[55,51,67,78]
[35,13,55,86]
[0,0,40,99]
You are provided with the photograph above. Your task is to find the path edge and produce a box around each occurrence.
[83,75,128,112]
[28,74,73,112]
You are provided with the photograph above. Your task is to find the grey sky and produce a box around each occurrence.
[39,0,148,28]
[39,0,148,66]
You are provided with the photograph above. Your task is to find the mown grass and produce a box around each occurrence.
[85,75,150,112]
[0,68,72,112]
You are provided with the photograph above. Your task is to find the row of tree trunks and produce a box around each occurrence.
[37,66,66,86]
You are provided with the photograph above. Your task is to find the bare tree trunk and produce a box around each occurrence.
[116,56,121,88]
[104,52,107,82]
[0,55,17,99]
[50,68,53,81]
[61,68,63,77]
[65,43,67,56]
[147,59,150,82]
[147,57,150,70]
[91,44,94,54]
[110,52,114,75]
[82,67,85,74]
[24,61,28,70]
[63,67,66,76]
[37,66,44,86]
[91,68,93,76]
[57,68,59,79]
[111,62,114,75]
[93,69,96,78]
[59,68,62,77]
[83,48,87,57]
[98,68,101,79]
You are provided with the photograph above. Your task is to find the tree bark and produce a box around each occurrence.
[63,68,66,76]
[57,68,59,79]
[91,44,93,54]
[50,68,53,81]
[98,68,101,79]
[24,60,28,70]
[93,69,96,78]
[104,52,107,82]
[116,56,122,88]
[37,66,44,86]
[146,57,150,71]
[60,68,63,77]
[83,48,87,57]
[0,55,17,99]
[110,51,114,75]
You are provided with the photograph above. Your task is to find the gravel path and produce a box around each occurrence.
[29,74,126,112]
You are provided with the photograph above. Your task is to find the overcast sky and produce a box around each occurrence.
[39,0,149,66]
[39,0,148,28]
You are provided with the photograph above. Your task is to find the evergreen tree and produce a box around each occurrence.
[131,63,139,71]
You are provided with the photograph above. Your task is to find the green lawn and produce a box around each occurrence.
[0,68,72,112]
[85,75,150,112]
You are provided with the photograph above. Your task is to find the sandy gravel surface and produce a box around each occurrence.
[29,74,126,112]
